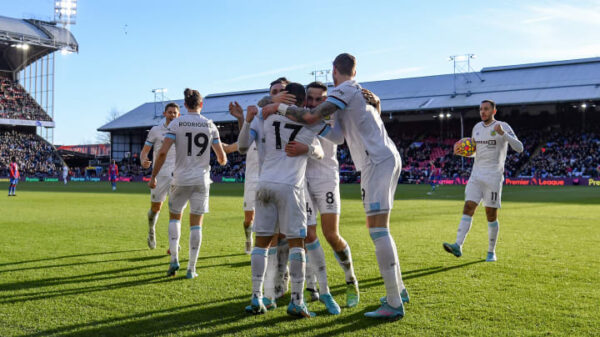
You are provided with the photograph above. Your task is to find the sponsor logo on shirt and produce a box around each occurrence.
[475,140,496,145]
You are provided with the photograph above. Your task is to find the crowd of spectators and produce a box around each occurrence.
[521,130,600,178]
[0,130,62,176]
[0,78,52,121]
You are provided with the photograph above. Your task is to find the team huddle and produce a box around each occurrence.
[141,53,523,321]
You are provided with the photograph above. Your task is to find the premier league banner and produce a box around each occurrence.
[435,177,600,187]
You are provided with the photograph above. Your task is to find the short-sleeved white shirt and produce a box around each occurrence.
[145,119,176,177]
[259,114,324,188]
[326,80,398,171]
[166,113,220,186]
[471,120,518,177]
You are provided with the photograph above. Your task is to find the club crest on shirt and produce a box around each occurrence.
[491,130,497,136]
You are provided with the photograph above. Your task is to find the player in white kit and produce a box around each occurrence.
[140,102,180,250]
[262,53,408,320]
[240,82,325,318]
[443,100,523,262]
[149,89,227,279]
[62,165,69,185]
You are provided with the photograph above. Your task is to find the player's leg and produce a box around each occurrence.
[243,182,257,254]
[166,185,191,276]
[280,184,316,318]
[362,155,405,320]
[275,233,289,298]
[244,211,255,254]
[483,178,502,262]
[263,234,279,309]
[304,192,320,302]
[444,177,482,257]
[247,185,278,314]
[147,176,170,249]
[185,183,209,278]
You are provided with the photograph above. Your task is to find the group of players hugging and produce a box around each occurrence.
[140,53,523,321]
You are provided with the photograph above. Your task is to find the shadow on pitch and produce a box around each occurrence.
[0,252,245,274]
[0,249,146,268]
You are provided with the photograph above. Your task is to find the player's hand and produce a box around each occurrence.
[246,105,259,122]
[272,91,296,105]
[494,123,505,136]
[148,176,157,189]
[229,101,244,121]
[141,159,152,169]
[285,141,309,157]
[261,103,279,119]
[362,88,380,107]
[453,141,464,156]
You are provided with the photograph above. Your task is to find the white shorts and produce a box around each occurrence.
[151,175,173,203]
[306,177,341,215]
[243,180,258,211]
[305,184,317,226]
[465,174,503,208]
[360,154,401,215]
[254,181,307,239]
[168,183,210,215]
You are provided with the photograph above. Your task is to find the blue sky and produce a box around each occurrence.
[2,0,599,144]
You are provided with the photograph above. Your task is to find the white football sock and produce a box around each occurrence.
[168,219,181,264]
[148,210,159,230]
[334,244,357,284]
[305,255,318,291]
[188,226,202,272]
[488,220,499,253]
[306,239,329,294]
[251,247,268,299]
[456,214,473,246]
[288,247,306,305]
[389,237,406,291]
[263,247,278,300]
[369,227,402,308]
[277,239,290,293]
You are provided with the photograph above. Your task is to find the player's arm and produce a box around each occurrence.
[495,123,523,153]
[284,138,324,159]
[319,120,345,145]
[222,142,239,154]
[237,105,259,154]
[140,142,153,169]
[257,92,296,108]
[212,141,227,166]
[149,137,174,188]
[262,101,340,125]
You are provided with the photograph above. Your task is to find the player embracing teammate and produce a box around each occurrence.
[262,53,408,320]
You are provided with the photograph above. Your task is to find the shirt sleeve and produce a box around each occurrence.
[166,121,178,140]
[326,83,355,110]
[210,122,221,144]
[145,128,156,146]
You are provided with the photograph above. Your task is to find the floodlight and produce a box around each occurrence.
[446,113,451,118]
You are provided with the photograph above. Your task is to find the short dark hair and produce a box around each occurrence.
[11,156,16,162]
[333,53,356,76]
[270,77,289,89]
[284,82,306,106]
[306,81,327,92]
[184,88,203,109]
[481,99,496,110]
[164,102,180,112]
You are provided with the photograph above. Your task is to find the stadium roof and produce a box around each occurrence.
[0,15,78,73]
[98,57,600,132]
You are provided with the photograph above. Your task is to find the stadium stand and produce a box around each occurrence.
[0,77,52,121]
[0,129,63,176]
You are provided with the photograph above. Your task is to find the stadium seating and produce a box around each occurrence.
[0,130,63,176]
[0,78,52,121]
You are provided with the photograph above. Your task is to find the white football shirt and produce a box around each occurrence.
[326,80,399,171]
[245,144,259,183]
[471,120,518,177]
[166,113,220,186]
[259,114,324,187]
[145,119,176,177]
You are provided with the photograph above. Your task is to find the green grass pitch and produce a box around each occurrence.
[1,182,598,336]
